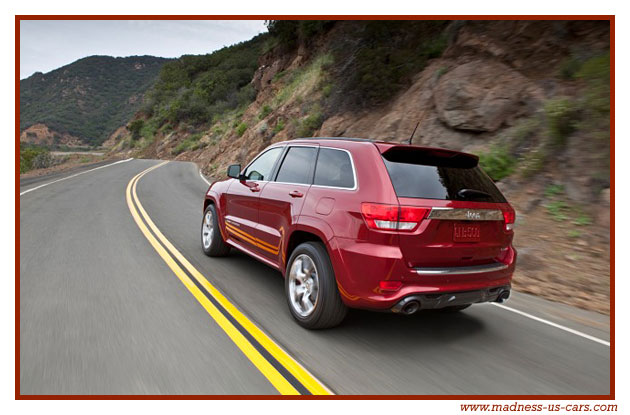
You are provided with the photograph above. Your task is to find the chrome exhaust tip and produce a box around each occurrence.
[401,301,420,315]
[496,290,510,303]
[392,296,422,315]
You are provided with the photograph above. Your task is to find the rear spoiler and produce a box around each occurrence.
[375,143,479,169]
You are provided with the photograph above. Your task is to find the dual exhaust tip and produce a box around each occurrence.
[392,289,511,315]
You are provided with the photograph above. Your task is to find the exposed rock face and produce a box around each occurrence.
[433,60,534,132]
[20,124,83,147]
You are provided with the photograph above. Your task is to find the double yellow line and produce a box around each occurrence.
[126,161,332,395]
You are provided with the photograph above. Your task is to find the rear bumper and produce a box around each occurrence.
[391,285,511,314]
[327,237,516,310]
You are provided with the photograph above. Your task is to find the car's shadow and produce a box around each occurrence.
[220,250,486,347]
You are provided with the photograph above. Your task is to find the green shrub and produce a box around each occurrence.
[559,54,584,80]
[296,111,323,137]
[321,83,333,98]
[236,122,248,137]
[20,144,51,173]
[478,146,516,181]
[546,201,569,222]
[573,214,592,226]
[171,132,205,155]
[266,20,336,50]
[576,52,610,132]
[273,119,286,135]
[544,184,564,197]
[258,105,272,120]
[127,119,144,140]
[544,98,577,145]
[31,151,53,170]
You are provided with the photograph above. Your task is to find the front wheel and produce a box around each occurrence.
[201,204,230,257]
[285,242,347,329]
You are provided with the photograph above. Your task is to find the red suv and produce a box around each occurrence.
[201,138,516,329]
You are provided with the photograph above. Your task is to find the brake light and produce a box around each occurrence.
[399,206,430,230]
[361,203,429,232]
[502,206,516,231]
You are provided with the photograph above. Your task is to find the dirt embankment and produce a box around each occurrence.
[20,123,85,147]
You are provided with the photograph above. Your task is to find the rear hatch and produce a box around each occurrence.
[377,144,514,268]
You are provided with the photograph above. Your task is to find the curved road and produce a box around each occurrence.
[19,159,611,395]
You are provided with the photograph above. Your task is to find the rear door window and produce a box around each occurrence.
[381,148,506,203]
[313,148,355,189]
[275,146,317,185]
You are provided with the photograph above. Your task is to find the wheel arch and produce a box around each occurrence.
[284,221,334,276]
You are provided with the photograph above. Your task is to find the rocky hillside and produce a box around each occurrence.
[114,20,611,314]
[20,55,170,147]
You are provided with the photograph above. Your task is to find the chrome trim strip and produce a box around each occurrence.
[428,208,503,221]
[414,262,509,276]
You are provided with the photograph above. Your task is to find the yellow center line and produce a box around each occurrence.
[126,161,332,395]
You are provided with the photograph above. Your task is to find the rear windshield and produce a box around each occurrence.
[381,148,506,203]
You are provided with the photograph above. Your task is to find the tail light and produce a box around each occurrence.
[361,203,430,232]
[501,205,516,231]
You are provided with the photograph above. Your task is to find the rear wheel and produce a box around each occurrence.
[201,204,230,257]
[285,242,347,329]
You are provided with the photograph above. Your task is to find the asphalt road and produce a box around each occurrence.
[19,159,611,395]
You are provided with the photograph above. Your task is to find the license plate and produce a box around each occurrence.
[453,223,480,242]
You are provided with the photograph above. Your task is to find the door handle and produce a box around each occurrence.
[289,190,304,198]
[249,184,260,192]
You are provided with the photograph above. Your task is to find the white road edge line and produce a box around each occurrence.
[492,303,610,347]
[199,169,211,186]
[20,158,134,196]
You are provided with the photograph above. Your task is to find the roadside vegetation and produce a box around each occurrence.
[141,34,268,128]
[20,144,53,173]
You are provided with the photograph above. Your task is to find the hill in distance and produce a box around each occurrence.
[20,55,170,147]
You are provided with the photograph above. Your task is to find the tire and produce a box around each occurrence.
[201,204,231,257]
[439,304,472,313]
[285,242,347,329]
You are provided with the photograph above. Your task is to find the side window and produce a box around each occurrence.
[314,148,355,189]
[243,147,283,181]
[275,146,317,185]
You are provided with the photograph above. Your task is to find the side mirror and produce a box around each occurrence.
[227,164,241,179]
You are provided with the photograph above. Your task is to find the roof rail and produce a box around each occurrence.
[292,137,377,143]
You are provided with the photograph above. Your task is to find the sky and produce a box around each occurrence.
[19,20,268,79]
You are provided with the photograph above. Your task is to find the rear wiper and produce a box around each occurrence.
[457,188,492,200]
